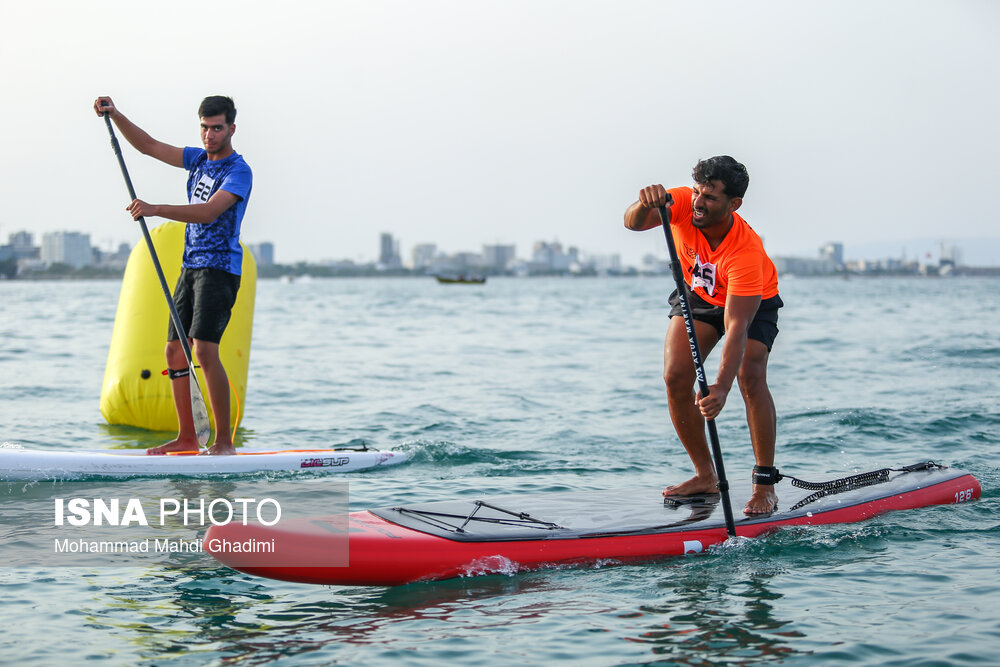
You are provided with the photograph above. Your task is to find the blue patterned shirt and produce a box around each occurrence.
[182,147,253,275]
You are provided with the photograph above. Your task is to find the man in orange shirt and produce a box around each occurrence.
[624,156,783,514]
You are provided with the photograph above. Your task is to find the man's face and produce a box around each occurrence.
[691,180,739,230]
[200,114,234,155]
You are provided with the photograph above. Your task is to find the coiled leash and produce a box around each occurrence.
[753,461,942,512]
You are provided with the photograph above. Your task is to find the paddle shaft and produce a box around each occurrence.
[102,114,197,367]
[657,204,737,538]
[102,112,210,446]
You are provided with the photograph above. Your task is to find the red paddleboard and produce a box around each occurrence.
[204,462,980,586]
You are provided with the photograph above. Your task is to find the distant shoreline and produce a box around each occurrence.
[4,267,1000,281]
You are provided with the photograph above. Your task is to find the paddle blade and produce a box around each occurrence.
[189,372,211,447]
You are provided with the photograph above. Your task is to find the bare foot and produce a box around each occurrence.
[662,474,719,497]
[202,442,237,456]
[146,438,200,456]
[744,484,778,515]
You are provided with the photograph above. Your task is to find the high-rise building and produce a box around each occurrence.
[819,242,844,267]
[41,231,92,268]
[249,242,274,266]
[411,243,437,270]
[379,232,401,268]
[483,244,516,271]
[3,231,39,261]
[532,241,577,271]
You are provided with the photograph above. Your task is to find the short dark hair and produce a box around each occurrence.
[198,96,237,124]
[692,156,749,198]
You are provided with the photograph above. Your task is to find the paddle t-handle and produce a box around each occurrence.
[657,203,737,539]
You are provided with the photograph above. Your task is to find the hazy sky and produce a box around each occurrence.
[2,0,997,265]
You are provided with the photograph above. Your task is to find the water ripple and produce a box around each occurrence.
[1,276,999,666]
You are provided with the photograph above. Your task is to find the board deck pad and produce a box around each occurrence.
[369,463,965,541]
[203,462,981,586]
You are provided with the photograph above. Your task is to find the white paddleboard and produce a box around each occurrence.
[0,444,407,481]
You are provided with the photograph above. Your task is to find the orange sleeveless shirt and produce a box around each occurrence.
[663,186,779,307]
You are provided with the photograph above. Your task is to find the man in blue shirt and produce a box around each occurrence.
[94,95,252,455]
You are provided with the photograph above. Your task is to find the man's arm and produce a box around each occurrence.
[696,293,762,419]
[624,185,672,230]
[126,190,240,224]
[94,96,184,168]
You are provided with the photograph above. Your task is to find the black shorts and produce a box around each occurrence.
[668,289,783,351]
[167,267,241,344]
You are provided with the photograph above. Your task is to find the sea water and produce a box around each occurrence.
[0,275,997,666]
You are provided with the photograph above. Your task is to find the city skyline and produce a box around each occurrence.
[3,215,999,269]
[5,226,998,279]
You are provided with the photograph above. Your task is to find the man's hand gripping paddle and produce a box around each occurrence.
[100,111,211,448]
[657,200,737,538]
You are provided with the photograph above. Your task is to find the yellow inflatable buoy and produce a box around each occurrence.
[100,221,256,433]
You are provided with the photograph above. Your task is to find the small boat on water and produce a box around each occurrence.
[434,274,486,284]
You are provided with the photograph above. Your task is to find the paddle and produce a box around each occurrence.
[657,204,737,539]
[101,112,211,448]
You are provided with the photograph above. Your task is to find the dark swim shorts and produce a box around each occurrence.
[668,288,783,351]
[167,267,241,344]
